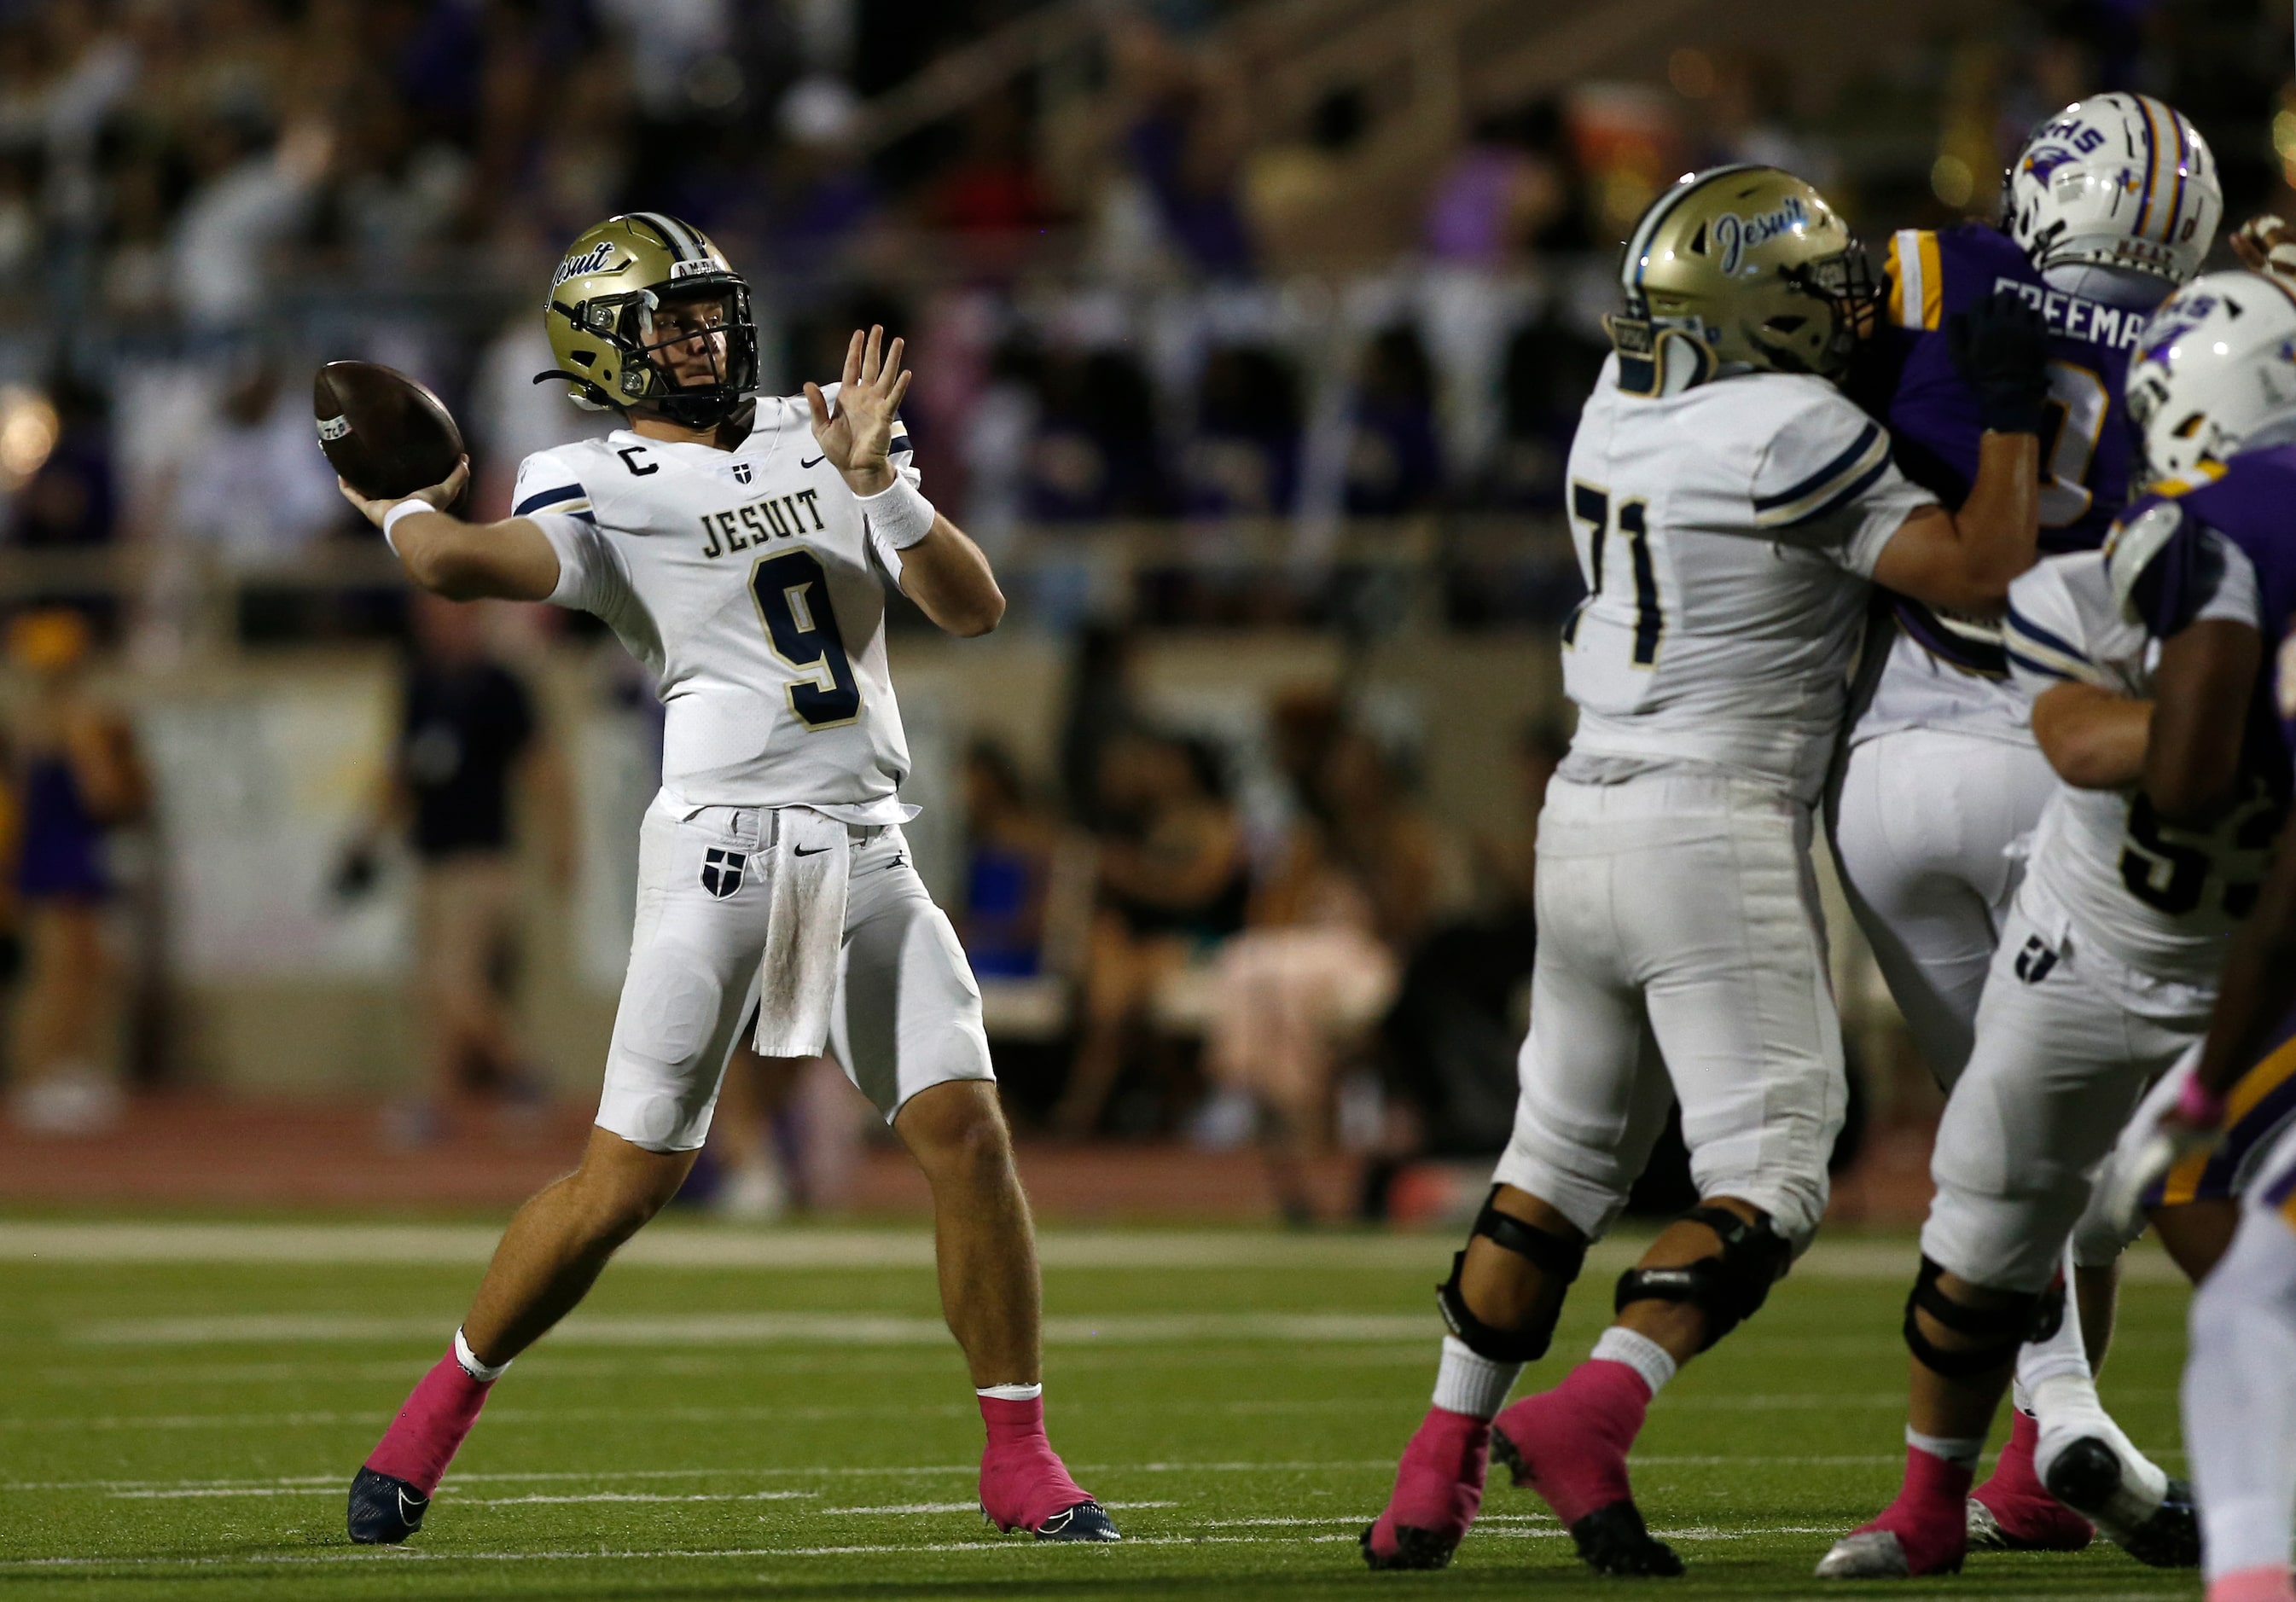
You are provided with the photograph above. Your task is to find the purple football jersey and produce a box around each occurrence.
[2117,440,2296,791]
[1855,224,2163,673]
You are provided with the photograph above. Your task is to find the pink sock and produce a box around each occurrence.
[1854,1444,1975,1576]
[2210,1565,2296,1602]
[364,1347,495,1495]
[978,1394,1091,1533]
[1496,1358,1650,1525]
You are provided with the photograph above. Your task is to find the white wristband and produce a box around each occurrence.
[853,475,935,550]
[380,498,431,556]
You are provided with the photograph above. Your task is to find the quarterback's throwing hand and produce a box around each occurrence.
[339,456,470,528]
[805,326,911,496]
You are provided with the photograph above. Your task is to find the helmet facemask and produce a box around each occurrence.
[1770,245,1880,376]
[547,273,760,427]
[632,279,759,428]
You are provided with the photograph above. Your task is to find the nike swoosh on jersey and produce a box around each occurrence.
[800,455,826,468]
[793,845,833,856]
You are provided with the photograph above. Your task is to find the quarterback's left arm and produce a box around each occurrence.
[885,514,1006,638]
[806,326,1005,638]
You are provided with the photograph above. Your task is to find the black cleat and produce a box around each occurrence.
[1567,1500,1684,1577]
[1359,1521,1455,1570]
[2043,1438,2201,1569]
[346,1466,429,1545]
[1033,1499,1121,1541]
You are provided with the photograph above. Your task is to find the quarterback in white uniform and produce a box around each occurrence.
[334,213,1117,1548]
[1363,165,2043,1579]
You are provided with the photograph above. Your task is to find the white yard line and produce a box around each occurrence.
[1,1518,2130,1572]
[7,1394,1997,1433]
[0,1221,2188,1283]
[461,1490,819,1506]
[68,1311,1442,1347]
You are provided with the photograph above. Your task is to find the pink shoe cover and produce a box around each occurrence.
[364,1348,492,1495]
[1361,1407,1490,1569]
[978,1396,1094,1533]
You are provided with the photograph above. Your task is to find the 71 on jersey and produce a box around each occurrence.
[1562,481,1662,667]
[751,549,862,728]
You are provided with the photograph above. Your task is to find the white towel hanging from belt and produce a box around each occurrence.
[752,806,851,1058]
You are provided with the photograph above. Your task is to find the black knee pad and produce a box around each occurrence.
[1612,1205,1793,1352]
[1434,1189,1587,1364]
[1901,1255,2046,1379]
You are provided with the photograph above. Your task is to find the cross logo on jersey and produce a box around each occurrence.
[731,461,753,485]
[2013,936,2059,985]
[700,848,746,898]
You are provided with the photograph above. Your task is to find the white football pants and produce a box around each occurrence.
[596,793,994,1152]
[1921,891,2210,1292]
[1831,728,2055,1088]
[1494,769,1846,1249]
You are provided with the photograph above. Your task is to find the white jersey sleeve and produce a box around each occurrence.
[514,448,636,622]
[2003,555,2108,697]
[1748,391,1936,578]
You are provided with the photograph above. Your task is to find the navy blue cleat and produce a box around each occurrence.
[1033,1500,1121,1541]
[346,1466,429,1545]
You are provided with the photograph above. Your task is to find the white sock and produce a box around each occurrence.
[2018,1247,2095,1396]
[976,1382,1042,1402]
[1591,1326,1677,1397]
[452,1326,509,1384]
[1430,1336,1520,1419]
[1906,1425,1985,1470]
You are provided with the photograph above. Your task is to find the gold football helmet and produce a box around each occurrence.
[538,212,759,427]
[1611,165,1876,392]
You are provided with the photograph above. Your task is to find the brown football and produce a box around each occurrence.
[313,361,466,502]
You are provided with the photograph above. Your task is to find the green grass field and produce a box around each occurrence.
[0,1220,2206,1601]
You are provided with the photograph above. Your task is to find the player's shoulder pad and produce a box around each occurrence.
[2103,495,2189,621]
[1749,379,1893,530]
[511,442,601,521]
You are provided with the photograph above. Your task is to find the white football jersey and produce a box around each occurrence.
[516,386,919,820]
[2006,549,2272,990]
[1560,353,1936,799]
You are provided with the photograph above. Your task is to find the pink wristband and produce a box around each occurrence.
[2176,1073,2227,1127]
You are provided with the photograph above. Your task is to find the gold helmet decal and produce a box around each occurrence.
[1611,165,1877,393]
[538,212,759,427]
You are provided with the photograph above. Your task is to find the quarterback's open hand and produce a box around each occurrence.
[805,326,911,496]
[339,456,470,528]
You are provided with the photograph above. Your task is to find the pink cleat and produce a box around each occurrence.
[1816,1448,1974,1579]
[1359,1407,1491,1570]
[977,1395,1119,1541]
[1967,1410,2093,1553]
[1491,1361,1681,1576]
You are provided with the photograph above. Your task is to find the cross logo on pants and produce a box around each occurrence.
[700,849,746,898]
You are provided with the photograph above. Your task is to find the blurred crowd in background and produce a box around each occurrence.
[0,0,2288,1216]
[0,0,2278,632]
